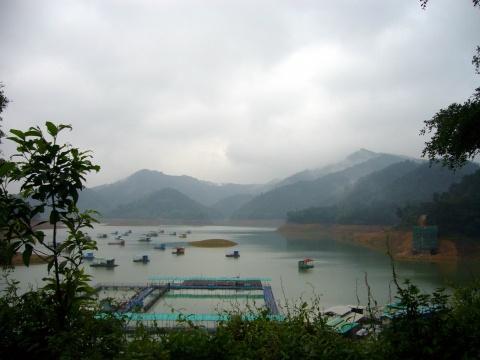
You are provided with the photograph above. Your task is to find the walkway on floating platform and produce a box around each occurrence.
[149,276,270,291]
[121,286,156,312]
[116,312,284,322]
[121,285,170,312]
[95,283,152,291]
[144,286,169,312]
[149,276,272,282]
[263,285,279,315]
[164,293,264,300]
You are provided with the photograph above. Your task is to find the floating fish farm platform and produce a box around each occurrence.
[95,276,282,329]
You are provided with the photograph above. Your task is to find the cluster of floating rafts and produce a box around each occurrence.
[84,228,197,268]
[85,229,247,268]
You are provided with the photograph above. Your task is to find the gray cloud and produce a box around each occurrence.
[1,0,478,185]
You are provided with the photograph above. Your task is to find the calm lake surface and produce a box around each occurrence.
[7,225,479,313]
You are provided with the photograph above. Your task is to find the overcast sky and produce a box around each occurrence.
[1,0,478,186]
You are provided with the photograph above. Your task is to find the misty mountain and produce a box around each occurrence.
[287,161,479,225]
[77,149,435,222]
[210,193,255,220]
[79,169,263,214]
[107,188,216,222]
[348,161,479,206]
[273,148,389,188]
[231,152,408,220]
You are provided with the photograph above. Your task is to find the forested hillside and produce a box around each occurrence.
[108,188,217,222]
[398,169,480,236]
[287,161,479,226]
[232,153,411,220]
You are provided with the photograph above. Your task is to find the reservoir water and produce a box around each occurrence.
[7,224,479,313]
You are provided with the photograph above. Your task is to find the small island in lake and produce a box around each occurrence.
[189,239,237,248]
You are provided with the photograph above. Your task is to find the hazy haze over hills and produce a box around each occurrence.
[232,152,410,220]
[108,188,216,223]
[91,169,262,208]
[1,1,479,186]
[287,161,479,225]
[273,148,403,188]
[76,149,478,223]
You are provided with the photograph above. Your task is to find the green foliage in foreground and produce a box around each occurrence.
[1,276,479,360]
[1,122,100,332]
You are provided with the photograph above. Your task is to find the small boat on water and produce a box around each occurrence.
[172,247,185,255]
[169,231,177,236]
[97,233,108,239]
[114,235,123,240]
[90,258,118,268]
[226,250,240,258]
[133,255,150,263]
[159,229,165,234]
[186,230,192,234]
[146,231,158,237]
[108,239,125,246]
[111,231,119,235]
[83,252,95,260]
[298,258,314,270]
[154,243,166,250]
[179,233,187,238]
[138,237,151,242]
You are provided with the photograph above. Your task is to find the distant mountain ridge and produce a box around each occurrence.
[286,161,479,225]
[92,169,262,206]
[273,149,406,188]
[231,152,410,220]
[79,169,266,217]
[77,149,477,224]
[108,188,216,222]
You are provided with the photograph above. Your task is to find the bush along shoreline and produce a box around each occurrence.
[1,268,479,359]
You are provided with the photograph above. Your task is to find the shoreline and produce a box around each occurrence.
[278,223,480,263]
[10,253,51,266]
[101,218,283,227]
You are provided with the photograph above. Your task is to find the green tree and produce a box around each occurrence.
[1,122,100,329]
[420,0,480,169]
[421,98,480,169]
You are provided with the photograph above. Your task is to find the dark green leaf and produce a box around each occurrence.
[9,128,25,139]
[45,121,58,136]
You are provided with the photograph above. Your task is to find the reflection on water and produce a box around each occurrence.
[7,224,480,310]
